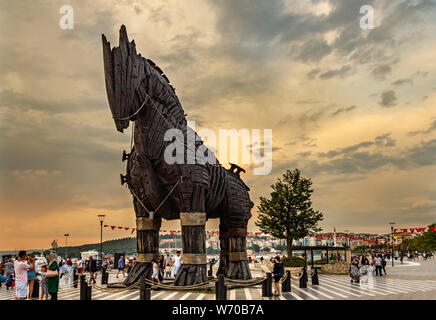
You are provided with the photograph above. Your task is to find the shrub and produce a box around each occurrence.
[282,256,305,267]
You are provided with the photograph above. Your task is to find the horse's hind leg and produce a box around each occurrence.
[218,173,252,280]
[218,221,252,280]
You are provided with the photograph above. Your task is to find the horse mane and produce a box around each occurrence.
[102,25,187,132]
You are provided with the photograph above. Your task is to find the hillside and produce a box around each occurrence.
[30,235,184,258]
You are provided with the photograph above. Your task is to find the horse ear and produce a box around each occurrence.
[119,25,130,55]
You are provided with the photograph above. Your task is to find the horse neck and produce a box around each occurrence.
[133,63,188,159]
[134,94,187,159]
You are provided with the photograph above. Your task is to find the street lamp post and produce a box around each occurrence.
[344,229,350,249]
[389,222,395,267]
[64,233,70,258]
[98,215,106,265]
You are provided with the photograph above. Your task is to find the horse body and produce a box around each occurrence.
[102,25,253,285]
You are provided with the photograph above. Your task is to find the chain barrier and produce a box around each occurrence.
[89,280,141,293]
[143,277,217,290]
[290,270,305,281]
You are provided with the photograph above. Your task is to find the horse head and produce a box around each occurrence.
[102,25,148,132]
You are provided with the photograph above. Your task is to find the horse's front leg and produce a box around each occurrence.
[174,179,208,286]
[123,214,161,286]
[122,152,162,286]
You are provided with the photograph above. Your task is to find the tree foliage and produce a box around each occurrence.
[256,169,324,256]
[402,223,436,252]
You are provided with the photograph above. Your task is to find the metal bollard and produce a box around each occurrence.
[299,267,307,288]
[208,262,213,278]
[101,267,109,285]
[215,274,227,300]
[80,275,86,300]
[140,274,151,300]
[262,272,273,297]
[281,271,291,292]
[73,273,79,288]
[311,268,319,285]
[86,284,92,300]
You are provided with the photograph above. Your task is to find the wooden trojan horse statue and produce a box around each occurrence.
[102,25,253,286]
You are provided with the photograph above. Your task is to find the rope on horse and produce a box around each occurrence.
[128,176,183,216]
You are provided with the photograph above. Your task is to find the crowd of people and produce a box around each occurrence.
[3,248,433,300]
[0,251,119,300]
[0,251,61,300]
[115,250,185,284]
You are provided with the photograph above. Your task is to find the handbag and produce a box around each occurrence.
[46,262,59,278]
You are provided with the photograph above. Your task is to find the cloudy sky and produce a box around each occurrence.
[1,0,435,250]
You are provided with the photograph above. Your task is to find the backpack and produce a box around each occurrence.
[382,259,386,267]
[5,277,13,287]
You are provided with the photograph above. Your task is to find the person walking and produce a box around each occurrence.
[151,258,160,284]
[172,251,182,278]
[158,255,164,282]
[27,256,37,299]
[381,256,387,275]
[116,255,126,278]
[374,254,383,276]
[86,255,97,284]
[46,253,59,300]
[272,256,284,296]
[39,264,48,300]
[4,257,14,280]
[359,259,370,285]
[14,251,32,300]
[164,252,172,278]
[77,257,83,275]
[126,257,132,274]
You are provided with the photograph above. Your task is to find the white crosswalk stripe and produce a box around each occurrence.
[163,292,178,300]
[314,284,349,298]
[179,292,192,300]
[244,288,253,300]
[305,286,334,299]
[230,289,236,300]
[196,293,206,300]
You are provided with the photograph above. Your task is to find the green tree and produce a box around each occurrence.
[249,244,260,253]
[403,223,436,252]
[256,169,324,257]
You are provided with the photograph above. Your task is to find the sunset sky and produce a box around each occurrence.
[1,0,435,250]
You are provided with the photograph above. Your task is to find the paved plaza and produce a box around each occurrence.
[1,259,435,300]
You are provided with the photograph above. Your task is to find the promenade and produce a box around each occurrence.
[1,259,435,300]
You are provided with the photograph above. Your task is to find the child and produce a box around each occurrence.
[40,264,48,300]
[369,262,375,276]
[359,260,370,284]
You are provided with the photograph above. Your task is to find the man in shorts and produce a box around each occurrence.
[116,255,126,278]
[14,251,34,300]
